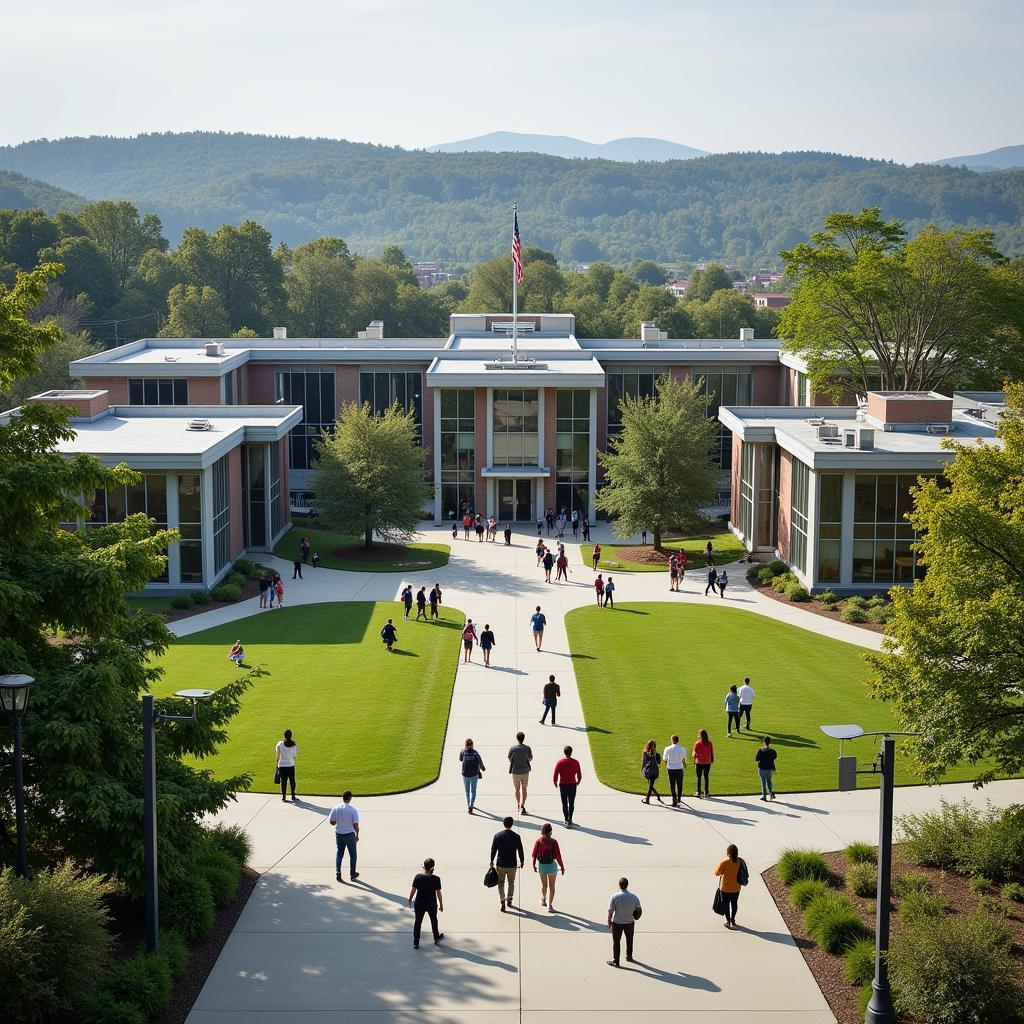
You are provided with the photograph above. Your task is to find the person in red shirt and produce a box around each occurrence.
[553,745,583,826]
[594,573,605,606]
[692,728,714,798]
[678,549,688,579]
[592,543,601,570]
[531,822,565,912]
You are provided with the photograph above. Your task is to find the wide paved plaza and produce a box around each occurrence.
[176,524,1024,1024]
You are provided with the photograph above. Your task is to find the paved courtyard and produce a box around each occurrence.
[178,524,1024,1024]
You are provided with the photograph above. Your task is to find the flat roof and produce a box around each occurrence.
[426,355,606,388]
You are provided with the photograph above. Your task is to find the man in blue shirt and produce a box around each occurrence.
[530,606,547,651]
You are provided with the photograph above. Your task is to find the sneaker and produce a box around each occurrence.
[625,956,635,963]
[521,807,528,815]
[434,933,444,944]
[548,905,554,913]
[541,898,547,906]
[336,872,342,882]
[760,796,768,801]
[506,897,513,906]
[500,903,506,912]
[350,872,360,880]
[770,793,776,801]
[413,942,419,949]
[607,960,620,968]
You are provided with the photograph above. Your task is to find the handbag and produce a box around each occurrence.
[273,768,281,785]
[712,888,726,915]
[484,866,499,888]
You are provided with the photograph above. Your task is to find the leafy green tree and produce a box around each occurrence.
[313,401,430,548]
[377,244,415,279]
[596,376,719,548]
[621,285,693,338]
[779,208,1024,394]
[867,383,1024,784]
[349,259,402,332]
[461,255,514,312]
[626,259,667,285]
[0,263,252,891]
[689,288,769,338]
[0,209,59,271]
[160,284,230,338]
[685,263,734,303]
[78,200,167,292]
[37,236,120,316]
[284,237,355,336]
[0,331,101,409]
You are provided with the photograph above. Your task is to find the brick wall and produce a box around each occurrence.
[187,377,222,404]
[30,389,110,417]
[421,379,435,477]
[247,365,276,404]
[473,387,486,514]
[867,392,953,424]
[753,364,783,405]
[228,446,245,558]
[730,434,742,526]
[85,377,127,403]
[669,365,693,382]
[336,364,359,409]
[776,448,793,562]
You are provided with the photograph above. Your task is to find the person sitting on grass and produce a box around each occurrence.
[381,618,398,653]
[228,641,245,667]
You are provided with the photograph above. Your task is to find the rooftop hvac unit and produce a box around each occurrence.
[926,423,952,435]
[205,342,224,357]
[843,426,874,450]
[186,418,212,432]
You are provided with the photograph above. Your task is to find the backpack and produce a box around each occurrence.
[538,841,555,865]
[737,859,749,887]
[462,625,475,641]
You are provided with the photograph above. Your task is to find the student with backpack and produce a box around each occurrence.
[402,584,414,619]
[415,586,428,621]
[641,739,663,804]
[714,844,748,928]
[380,618,398,653]
[429,583,442,619]
[604,576,616,608]
[461,619,478,662]
[532,822,565,912]
[458,738,485,813]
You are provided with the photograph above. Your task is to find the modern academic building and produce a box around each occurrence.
[1,312,1003,593]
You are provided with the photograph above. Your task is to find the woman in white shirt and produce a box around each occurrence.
[275,729,298,801]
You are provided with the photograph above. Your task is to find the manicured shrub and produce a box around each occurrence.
[802,891,851,933]
[160,873,215,940]
[211,582,242,602]
[844,937,876,986]
[844,842,877,865]
[817,589,838,605]
[957,805,1024,880]
[846,862,877,898]
[969,875,991,894]
[790,878,830,909]
[889,912,1023,1024]
[206,822,253,867]
[248,563,267,579]
[895,871,932,897]
[805,894,870,953]
[756,566,775,584]
[841,606,868,622]
[844,594,868,609]
[199,848,242,907]
[777,848,830,885]
[784,581,810,602]
[768,559,789,575]
[233,557,255,575]
[169,593,194,610]
[746,565,763,583]
[865,595,888,609]
[190,589,211,605]
[898,888,946,924]
[978,894,1009,916]
[900,800,981,870]
[103,952,172,1018]
[157,929,189,980]
[867,604,894,624]
[80,992,146,1024]
[771,572,797,593]
[1002,882,1024,903]
[227,571,247,588]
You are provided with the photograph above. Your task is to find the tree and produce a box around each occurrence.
[160,284,230,338]
[78,200,166,292]
[866,383,1024,785]
[461,255,513,312]
[626,259,667,285]
[689,289,767,338]
[0,331,101,409]
[37,236,120,317]
[313,401,430,548]
[0,263,252,891]
[596,376,719,548]
[779,208,1024,395]
[621,285,693,338]
[685,263,734,303]
[284,237,355,336]
[0,209,59,271]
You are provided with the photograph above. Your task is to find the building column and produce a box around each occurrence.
[536,389,546,521]
[165,472,181,586]
[840,470,856,587]
[200,463,216,587]
[264,443,273,551]
[432,389,442,522]
[803,470,819,590]
[588,388,598,522]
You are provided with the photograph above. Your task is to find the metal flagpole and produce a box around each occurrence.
[512,202,518,364]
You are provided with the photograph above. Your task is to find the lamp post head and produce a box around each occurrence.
[173,689,215,702]
[0,674,34,715]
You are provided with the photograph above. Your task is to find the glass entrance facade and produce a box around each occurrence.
[497,479,533,522]
[492,389,539,465]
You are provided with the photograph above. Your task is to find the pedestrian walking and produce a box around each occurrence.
[704,540,714,566]
[641,528,647,545]
[409,857,443,948]
[475,515,485,542]
[274,575,284,608]
[532,823,564,911]
[415,586,428,621]
[459,738,485,813]
[463,513,473,540]
[429,582,442,619]
[571,512,580,539]
[299,536,311,563]
[594,573,605,606]
[641,738,663,804]
[402,584,413,619]
[553,744,582,826]
[530,606,546,650]
[604,575,616,608]
[508,731,533,813]
[556,512,566,539]
[543,548,554,583]
[267,574,276,608]
[678,548,688,580]
[555,549,569,581]
[606,877,641,967]
[738,677,755,730]
[756,736,778,801]
[693,729,714,798]
[540,674,560,725]
[669,555,679,592]
[258,573,269,608]
[312,551,320,568]
[663,734,687,806]
[725,684,742,736]
[705,566,719,596]
[489,816,525,911]
[717,569,728,598]
[582,518,590,542]
[714,844,747,928]
[536,516,544,538]
[380,618,398,652]
[275,729,298,801]
[452,518,458,540]
[487,515,496,541]
[479,623,496,666]
[329,790,359,881]
[461,618,478,662]
[536,538,546,566]
[545,508,554,535]
[503,523,512,545]
[592,543,601,570]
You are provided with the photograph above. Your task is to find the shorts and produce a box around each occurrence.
[481,642,493,651]
[463,639,474,649]
[511,772,530,785]
[538,861,559,876]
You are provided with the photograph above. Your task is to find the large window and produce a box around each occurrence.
[128,379,188,406]
[795,371,810,407]
[693,364,753,469]
[853,474,929,584]
[756,444,776,548]
[275,365,336,470]
[440,389,476,518]
[817,474,842,583]
[243,445,266,548]
[269,441,283,539]
[555,389,591,515]
[178,473,203,584]
[211,455,231,573]
[790,459,809,573]
[492,389,539,465]
[359,367,423,442]
[605,365,669,439]
[739,442,754,540]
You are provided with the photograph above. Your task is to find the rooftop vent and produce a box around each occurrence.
[186,418,212,432]
[273,327,287,339]
[357,320,384,341]
[163,355,180,362]
[843,426,874,450]
[738,327,754,341]
[640,322,667,343]
[205,342,224,357]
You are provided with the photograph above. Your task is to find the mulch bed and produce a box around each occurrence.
[747,576,886,634]
[763,846,1024,1024]
[330,543,419,563]
[159,577,262,623]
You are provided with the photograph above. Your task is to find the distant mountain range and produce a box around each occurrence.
[427,131,708,162]
[0,169,83,214]
[935,144,1024,171]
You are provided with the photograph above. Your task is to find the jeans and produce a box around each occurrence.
[541,698,557,724]
[644,775,660,800]
[727,710,742,734]
[413,904,439,943]
[278,765,296,798]
[559,783,577,822]
[667,767,684,803]
[335,832,357,875]
[741,704,752,729]
[495,866,517,903]
[722,890,739,924]
[605,591,614,607]
[463,774,478,806]
[611,922,635,962]
[695,763,711,795]
[759,768,776,798]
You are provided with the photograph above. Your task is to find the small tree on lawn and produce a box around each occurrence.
[313,400,430,548]
[596,375,719,549]
[867,382,1024,784]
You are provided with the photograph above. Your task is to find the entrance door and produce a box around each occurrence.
[497,479,534,522]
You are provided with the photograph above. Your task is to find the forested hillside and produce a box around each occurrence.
[2,133,1023,262]
[0,170,83,213]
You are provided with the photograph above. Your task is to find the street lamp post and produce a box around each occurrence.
[0,674,34,878]
[143,688,214,955]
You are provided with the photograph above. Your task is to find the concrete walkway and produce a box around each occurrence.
[183,524,1024,1024]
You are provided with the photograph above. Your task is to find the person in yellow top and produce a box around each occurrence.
[714,843,746,928]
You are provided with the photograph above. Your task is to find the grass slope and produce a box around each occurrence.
[152,601,463,794]
[582,530,747,573]
[274,524,449,572]
[565,602,985,795]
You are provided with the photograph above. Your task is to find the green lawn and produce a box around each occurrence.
[151,601,463,795]
[565,602,988,795]
[127,596,178,616]
[273,524,449,572]
[582,529,747,573]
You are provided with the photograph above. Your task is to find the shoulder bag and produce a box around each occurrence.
[484,866,499,888]
[738,859,749,887]
[712,888,726,915]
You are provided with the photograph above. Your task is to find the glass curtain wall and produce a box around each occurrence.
[555,389,590,515]
[359,367,423,442]
[605,365,669,440]
[243,445,266,548]
[269,442,283,538]
[789,459,809,573]
[755,445,775,547]
[211,455,231,573]
[177,473,203,583]
[853,474,930,584]
[492,389,539,465]
[440,390,476,518]
[128,379,188,405]
[275,365,336,470]
[817,474,843,582]
[739,442,754,540]
[692,364,753,469]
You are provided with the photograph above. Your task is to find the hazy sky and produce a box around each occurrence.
[2,0,1020,163]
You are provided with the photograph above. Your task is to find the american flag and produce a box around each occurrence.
[511,207,523,284]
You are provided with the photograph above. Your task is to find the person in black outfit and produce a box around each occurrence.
[415,586,428,621]
[755,735,778,801]
[408,857,444,948]
[380,619,398,652]
[542,549,555,583]
[503,524,512,545]
[641,739,663,804]
[402,586,414,619]
[489,816,525,911]
[704,566,719,596]
[292,558,303,580]
[429,583,442,619]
